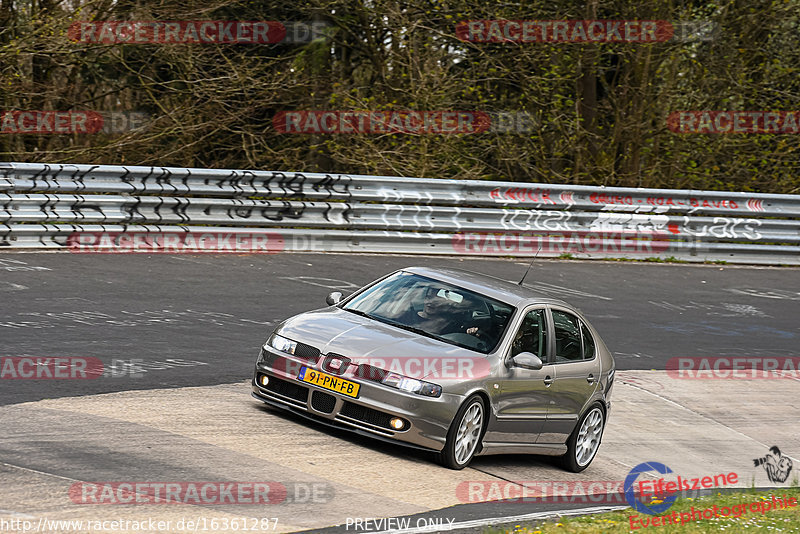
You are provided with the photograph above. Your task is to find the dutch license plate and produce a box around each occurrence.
[298,366,360,398]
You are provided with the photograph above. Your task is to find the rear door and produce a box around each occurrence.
[538,307,601,445]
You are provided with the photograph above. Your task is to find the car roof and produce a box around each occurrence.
[402,266,572,308]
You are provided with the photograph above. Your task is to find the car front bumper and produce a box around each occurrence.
[252,350,462,452]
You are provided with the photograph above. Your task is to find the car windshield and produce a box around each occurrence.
[342,271,515,353]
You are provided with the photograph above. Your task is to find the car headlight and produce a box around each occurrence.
[381,372,442,398]
[265,333,298,355]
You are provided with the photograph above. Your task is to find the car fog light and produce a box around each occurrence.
[260,375,269,386]
[389,417,405,430]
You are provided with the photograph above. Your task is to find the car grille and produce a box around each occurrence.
[260,374,308,403]
[354,364,387,382]
[339,401,394,431]
[311,390,336,414]
[294,342,321,362]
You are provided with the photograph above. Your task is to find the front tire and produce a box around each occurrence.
[437,395,485,469]
[560,404,605,473]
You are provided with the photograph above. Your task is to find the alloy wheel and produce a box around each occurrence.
[454,402,483,465]
[575,407,604,466]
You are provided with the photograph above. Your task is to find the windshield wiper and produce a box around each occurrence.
[388,322,428,336]
[381,319,446,342]
[343,308,372,319]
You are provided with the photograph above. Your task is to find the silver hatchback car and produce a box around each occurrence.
[252,267,615,471]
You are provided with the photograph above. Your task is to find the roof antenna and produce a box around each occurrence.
[518,246,542,286]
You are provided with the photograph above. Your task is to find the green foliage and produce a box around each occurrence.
[1,0,799,193]
[485,487,800,533]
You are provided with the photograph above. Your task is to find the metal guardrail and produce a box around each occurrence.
[1,162,798,264]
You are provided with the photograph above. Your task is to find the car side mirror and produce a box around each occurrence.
[326,291,343,305]
[510,352,543,370]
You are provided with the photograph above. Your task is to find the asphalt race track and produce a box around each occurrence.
[2,253,799,404]
[1,253,799,533]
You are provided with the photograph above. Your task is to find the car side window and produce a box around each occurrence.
[552,310,582,363]
[581,321,596,360]
[510,309,547,359]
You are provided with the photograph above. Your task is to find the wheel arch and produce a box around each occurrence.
[577,392,608,428]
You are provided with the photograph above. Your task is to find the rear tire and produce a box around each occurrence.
[437,395,485,469]
[560,403,605,473]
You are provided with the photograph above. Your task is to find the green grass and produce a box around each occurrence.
[486,488,800,533]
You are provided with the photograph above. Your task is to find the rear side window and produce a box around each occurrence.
[552,310,582,363]
[581,322,596,360]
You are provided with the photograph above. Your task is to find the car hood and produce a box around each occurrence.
[275,307,490,380]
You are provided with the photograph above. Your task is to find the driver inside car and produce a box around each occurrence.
[409,286,481,337]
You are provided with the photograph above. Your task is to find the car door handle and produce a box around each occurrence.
[544,376,554,386]
[587,373,596,384]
